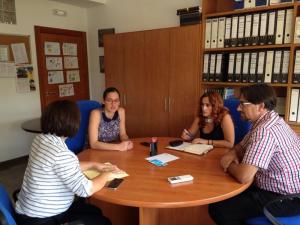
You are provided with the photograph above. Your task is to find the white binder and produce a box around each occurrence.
[269,0,281,4]
[272,50,282,83]
[294,17,300,44]
[281,50,290,83]
[289,88,299,122]
[211,18,219,48]
[297,95,300,123]
[267,11,276,44]
[275,10,286,45]
[257,51,266,83]
[209,54,216,81]
[228,53,235,82]
[259,12,268,45]
[238,15,245,46]
[235,53,242,82]
[245,14,252,46]
[231,16,239,47]
[242,52,250,82]
[252,13,260,45]
[284,9,293,44]
[215,53,223,81]
[205,19,212,49]
[293,50,300,83]
[217,17,225,48]
[203,54,210,81]
[264,51,274,83]
[249,52,258,82]
[244,0,255,8]
[225,17,232,47]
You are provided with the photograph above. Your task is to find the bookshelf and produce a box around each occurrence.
[200,0,300,134]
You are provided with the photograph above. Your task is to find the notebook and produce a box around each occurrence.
[166,142,213,155]
[83,163,129,180]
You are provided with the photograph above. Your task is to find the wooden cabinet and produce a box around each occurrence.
[104,25,200,138]
[200,0,300,135]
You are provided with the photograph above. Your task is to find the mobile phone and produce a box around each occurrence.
[107,178,123,190]
[140,141,150,147]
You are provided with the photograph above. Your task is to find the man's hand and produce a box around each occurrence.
[220,150,239,172]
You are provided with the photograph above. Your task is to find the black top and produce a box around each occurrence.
[102,110,119,122]
[200,124,224,140]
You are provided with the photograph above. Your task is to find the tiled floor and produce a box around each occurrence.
[0,157,28,197]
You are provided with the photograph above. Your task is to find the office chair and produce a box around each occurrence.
[65,100,101,154]
[224,98,251,144]
[247,194,300,225]
[0,184,17,225]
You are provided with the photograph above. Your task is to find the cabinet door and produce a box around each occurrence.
[143,29,170,137]
[169,25,200,137]
[123,32,146,137]
[104,34,126,104]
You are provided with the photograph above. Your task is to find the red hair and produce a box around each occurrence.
[198,92,229,128]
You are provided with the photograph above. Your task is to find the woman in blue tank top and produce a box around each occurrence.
[88,87,133,151]
[181,92,235,148]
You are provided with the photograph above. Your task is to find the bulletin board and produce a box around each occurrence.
[0,33,31,63]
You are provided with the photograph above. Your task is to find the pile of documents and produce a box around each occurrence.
[166,142,213,156]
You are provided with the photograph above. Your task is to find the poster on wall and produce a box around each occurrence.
[0,45,9,61]
[48,70,64,84]
[64,56,78,69]
[66,70,80,83]
[46,57,63,70]
[16,64,36,92]
[63,43,77,56]
[0,62,16,77]
[44,42,61,55]
[59,83,74,97]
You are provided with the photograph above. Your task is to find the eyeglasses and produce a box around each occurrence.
[105,99,120,104]
[238,101,252,108]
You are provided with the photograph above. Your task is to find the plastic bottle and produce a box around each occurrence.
[150,137,158,156]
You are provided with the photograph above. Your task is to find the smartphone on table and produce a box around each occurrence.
[107,178,124,190]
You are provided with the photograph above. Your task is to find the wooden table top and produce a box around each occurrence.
[78,137,251,208]
[21,118,41,133]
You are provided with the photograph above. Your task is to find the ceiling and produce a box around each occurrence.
[49,0,106,8]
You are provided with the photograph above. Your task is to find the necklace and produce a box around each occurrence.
[205,118,213,123]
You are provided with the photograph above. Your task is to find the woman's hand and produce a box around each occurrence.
[220,150,239,172]
[181,129,193,141]
[95,163,119,172]
[192,138,208,144]
[118,141,134,151]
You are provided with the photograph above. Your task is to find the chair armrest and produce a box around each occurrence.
[263,193,300,225]
[0,209,9,225]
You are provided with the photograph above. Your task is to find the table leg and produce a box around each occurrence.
[139,207,159,225]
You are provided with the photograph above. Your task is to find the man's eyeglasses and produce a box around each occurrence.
[238,101,252,108]
[105,99,120,104]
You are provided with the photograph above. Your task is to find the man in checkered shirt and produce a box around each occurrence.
[209,84,300,225]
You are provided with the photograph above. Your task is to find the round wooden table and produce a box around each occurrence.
[21,118,41,133]
[78,137,251,225]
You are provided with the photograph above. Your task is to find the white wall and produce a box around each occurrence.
[86,0,201,101]
[0,0,88,162]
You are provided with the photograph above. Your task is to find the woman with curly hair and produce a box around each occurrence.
[181,92,235,148]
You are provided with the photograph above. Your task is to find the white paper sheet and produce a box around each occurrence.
[46,57,63,70]
[48,71,64,84]
[63,43,77,56]
[44,42,60,55]
[64,56,78,69]
[59,83,74,97]
[11,43,28,64]
[0,45,9,61]
[146,153,179,164]
[0,62,16,77]
[66,70,80,83]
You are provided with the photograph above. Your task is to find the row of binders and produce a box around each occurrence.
[289,88,300,122]
[235,0,296,9]
[205,9,293,49]
[203,50,290,83]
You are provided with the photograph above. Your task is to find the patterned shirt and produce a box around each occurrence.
[238,110,300,194]
[98,110,120,142]
[15,134,93,218]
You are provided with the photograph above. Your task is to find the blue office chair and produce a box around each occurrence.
[247,194,300,225]
[224,98,251,144]
[0,185,17,225]
[65,100,101,154]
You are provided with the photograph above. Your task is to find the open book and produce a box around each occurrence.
[83,163,129,180]
[166,142,213,155]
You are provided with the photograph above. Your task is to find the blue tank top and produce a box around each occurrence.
[200,124,224,140]
[98,111,120,142]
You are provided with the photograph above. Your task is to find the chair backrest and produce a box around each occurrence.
[65,100,101,154]
[224,98,251,144]
[0,185,17,225]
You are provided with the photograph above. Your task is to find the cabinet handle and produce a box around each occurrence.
[168,97,171,113]
[164,97,168,112]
